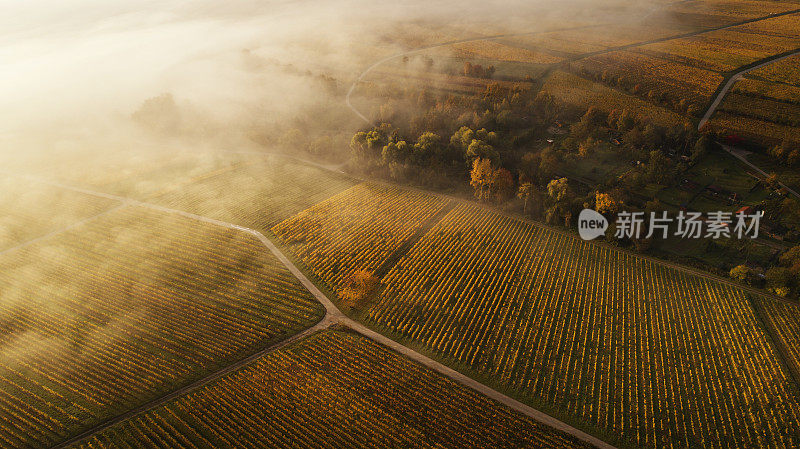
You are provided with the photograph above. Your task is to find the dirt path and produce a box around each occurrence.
[698,48,800,130]
[0,202,127,257]
[20,177,616,449]
[346,9,800,124]
[51,317,336,449]
[720,144,800,200]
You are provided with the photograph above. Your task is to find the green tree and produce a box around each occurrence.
[412,132,442,163]
[766,267,792,296]
[465,139,499,165]
[381,140,409,165]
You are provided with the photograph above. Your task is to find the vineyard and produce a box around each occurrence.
[746,53,800,87]
[447,40,561,64]
[638,27,800,73]
[272,183,449,298]
[364,203,800,449]
[71,329,592,449]
[0,178,117,252]
[541,70,687,127]
[150,154,355,230]
[0,205,322,448]
[709,52,800,145]
[0,147,238,200]
[757,297,800,376]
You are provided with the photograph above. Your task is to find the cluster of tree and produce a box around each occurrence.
[463,61,496,79]
[350,80,708,219]
[767,139,800,167]
[570,65,701,116]
[342,70,800,301]
[340,269,379,309]
[469,158,514,202]
[730,246,800,297]
[762,195,800,241]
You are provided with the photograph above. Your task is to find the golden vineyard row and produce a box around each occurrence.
[0,207,322,448]
[73,330,591,449]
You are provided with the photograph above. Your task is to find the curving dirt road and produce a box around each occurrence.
[19,176,616,449]
[698,48,800,130]
[346,9,800,125]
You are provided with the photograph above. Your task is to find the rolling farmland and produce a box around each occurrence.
[0,205,322,448]
[272,183,449,297]
[757,297,800,376]
[0,178,118,252]
[71,329,592,449]
[364,203,800,449]
[710,53,800,144]
[0,148,238,200]
[541,70,688,127]
[150,154,355,230]
[3,1,800,448]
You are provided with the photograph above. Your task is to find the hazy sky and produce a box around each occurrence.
[0,0,654,145]
[0,1,308,133]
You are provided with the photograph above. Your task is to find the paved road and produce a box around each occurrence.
[698,48,800,130]
[19,176,616,449]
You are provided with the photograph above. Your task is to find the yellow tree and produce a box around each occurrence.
[340,269,379,309]
[517,182,533,214]
[595,192,617,215]
[470,158,494,201]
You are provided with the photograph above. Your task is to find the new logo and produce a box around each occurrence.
[578,209,608,240]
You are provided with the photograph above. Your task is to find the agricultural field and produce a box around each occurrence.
[747,52,800,87]
[0,205,322,448]
[638,26,800,73]
[569,50,724,114]
[709,53,800,146]
[0,147,238,200]
[0,177,118,252]
[541,70,688,127]
[70,329,591,449]
[363,203,800,449]
[150,154,355,230]
[272,183,450,298]
[653,0,800,28]
[757,297,800,376]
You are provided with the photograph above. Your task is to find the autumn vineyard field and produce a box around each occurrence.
[71,329,593,449]
[4,0,800,448]
[272,183,450,296]
[710,53,800,145]
[0,178,117,252]
[757,297,800,376]
[362,203,800,448]
[149,155,356,230]
[0,205,322,448]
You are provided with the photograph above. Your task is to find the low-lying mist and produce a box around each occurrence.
[0,0,669,165]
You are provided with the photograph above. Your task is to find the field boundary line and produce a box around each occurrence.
[21,175,617,449]
[339,319,618,449]
[699,48,800,130]
[746,294,800,389]
[0,202,128,258]
[51,317,335,449]
[346,9,800,124]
